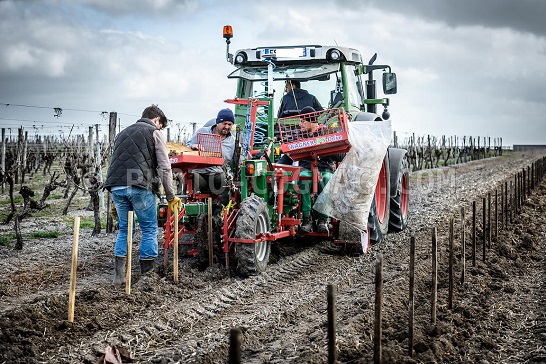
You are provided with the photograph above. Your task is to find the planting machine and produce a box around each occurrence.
[158,26,409,276]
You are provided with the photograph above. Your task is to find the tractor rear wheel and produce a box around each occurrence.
[368,154,390,243]
[389,153,409,232]
[235,194,271,277]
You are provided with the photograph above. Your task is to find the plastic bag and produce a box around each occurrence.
[313,120,392,232]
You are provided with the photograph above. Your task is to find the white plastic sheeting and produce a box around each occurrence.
[313,119,392,248]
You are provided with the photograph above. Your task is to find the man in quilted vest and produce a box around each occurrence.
[104,105,181,285]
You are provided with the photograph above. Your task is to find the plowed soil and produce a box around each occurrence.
[1,151,545,364]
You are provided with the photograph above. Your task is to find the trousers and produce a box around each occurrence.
[299,169,333,216]
[111,186,158,259]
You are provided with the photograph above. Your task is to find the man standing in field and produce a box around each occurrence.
[104,104,180,285]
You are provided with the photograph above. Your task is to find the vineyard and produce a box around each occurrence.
[1,128,545,363]
[0,128,504,257]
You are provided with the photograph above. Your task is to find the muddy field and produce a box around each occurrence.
[1,151,545,363]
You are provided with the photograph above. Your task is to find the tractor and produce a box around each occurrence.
[157,26,409,276]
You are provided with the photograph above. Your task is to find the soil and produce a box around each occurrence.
[1,151,545,364]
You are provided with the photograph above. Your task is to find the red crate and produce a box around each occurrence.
[197,133,223,158]
[169,133,224,171]
[278,108,351,161]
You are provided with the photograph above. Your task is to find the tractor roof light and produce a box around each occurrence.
[328,49,342,61]
[223,25,233,40]
[235,51,247,65]
[223,25,234,64]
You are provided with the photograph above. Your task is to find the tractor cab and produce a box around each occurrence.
[225,43,397,147]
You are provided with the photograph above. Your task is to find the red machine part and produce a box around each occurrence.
[278,108,351,161]
[375,158,389,224]
[162,134,226,267]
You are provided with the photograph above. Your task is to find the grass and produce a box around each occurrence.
[0,231,60,246]
[0,195,23,204]
[31,230,61,239]
[0,233,16,246]
[79,217,107,229]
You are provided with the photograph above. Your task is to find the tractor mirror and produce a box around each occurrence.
[382,72,397,94]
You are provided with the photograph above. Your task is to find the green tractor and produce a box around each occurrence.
[158,26,409,276]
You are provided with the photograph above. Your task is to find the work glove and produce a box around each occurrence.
[168,196,182,213]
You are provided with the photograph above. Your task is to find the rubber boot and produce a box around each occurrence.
[113,256,126,285]
[140,258,155,275]
[300,214,313,233]
[316,217,329,234]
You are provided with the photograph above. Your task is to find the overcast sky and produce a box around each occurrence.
[1,0,545,146]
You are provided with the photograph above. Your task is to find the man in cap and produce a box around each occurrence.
[187,108,236,210]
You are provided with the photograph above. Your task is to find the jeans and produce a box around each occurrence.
[111,186,158,259]
[299,169,332,217]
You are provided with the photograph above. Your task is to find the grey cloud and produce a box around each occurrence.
[78,0,196,17]
[341,0,546,37]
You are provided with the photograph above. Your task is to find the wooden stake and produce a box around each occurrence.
[408,236,415,357]
[327,284,337,364]
[68,216,80,323]
[229,327,242,364]
[521,168,527,205]
[173,205,179,283]
[374,254,383,364]
[472,201,476,267]
[448,218,454,309]
[504,181,508,228]
[126,211,133,295]
[527,166,532,197]
[431,227,438,325]
[482,197,486,262]
[488,192,491,249]
[461,207,466,284]
[1,128,5,193]
[495,189,498,243]
[500,183,504,231]
[506,181,510,225]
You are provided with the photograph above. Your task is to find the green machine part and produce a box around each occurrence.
[241,159,301,224]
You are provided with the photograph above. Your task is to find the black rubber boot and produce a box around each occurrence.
[140,259,155,275]
[316,217,329,234]
[300,214,313,233]
[113,256,126,285]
